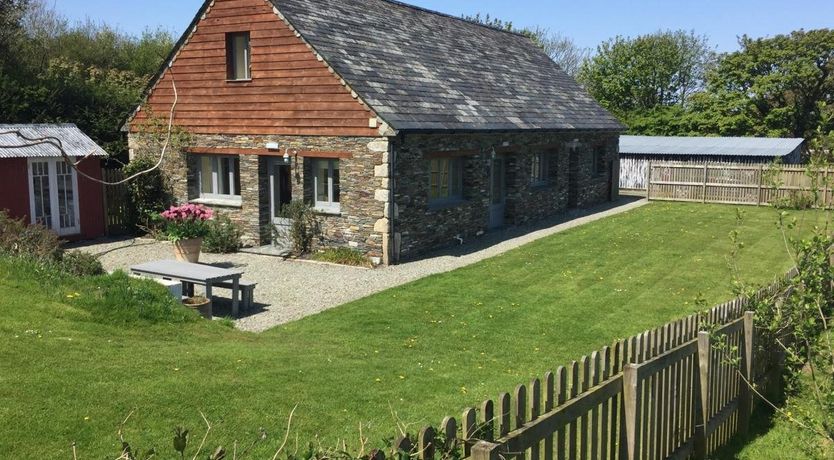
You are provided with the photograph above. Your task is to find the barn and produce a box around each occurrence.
[0,124,107,240]
[619,135,806,192]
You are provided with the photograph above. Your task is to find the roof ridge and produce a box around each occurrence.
[371,0,528,38]
[0,123,79,128]
[623,134,805,141]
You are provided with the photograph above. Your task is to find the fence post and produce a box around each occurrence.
[471,441,501,460]
[702,163,708,203]
[693,331,710,459]
[622,364,641,460]
[739,311,755,436]
[757,164,764,206]
[646,160,652,200]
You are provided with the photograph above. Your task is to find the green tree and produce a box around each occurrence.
[701,29,834,139]
[0,0,29,66]
[0,0,174,160]
[577,30,714,120]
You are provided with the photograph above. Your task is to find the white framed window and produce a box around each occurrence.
[313,159,340,214]
[226,32,251,81]
[429,157,463,204]
[197,155,241,204]
[531,152,549,185]
[28,158,80,236]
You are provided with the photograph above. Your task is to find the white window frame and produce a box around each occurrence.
[313,159,340,214]
[531,152,549,186]
[27,157,81,236]
[428,157,464,206]
[195,155,242,206]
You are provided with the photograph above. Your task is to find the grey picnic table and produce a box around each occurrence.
[130,260,244,317]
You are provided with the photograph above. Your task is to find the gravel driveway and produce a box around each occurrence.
[75,198,647,332]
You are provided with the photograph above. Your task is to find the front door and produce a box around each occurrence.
[489,157,506,229]
[28,158,80,236]
[268,158,292,222]
[268,158,293,248]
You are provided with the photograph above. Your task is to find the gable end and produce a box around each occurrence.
[131,0,383,137]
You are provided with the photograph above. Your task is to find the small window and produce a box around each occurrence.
[226,32,251,81]
[593,146,606,176]
[429,157,463,204]
[197,155,241,201]
[531,152,549,185]
[313,159,340,213]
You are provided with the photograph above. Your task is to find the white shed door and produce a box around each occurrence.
[28,158,80,236]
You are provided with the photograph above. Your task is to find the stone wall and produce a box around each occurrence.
[128,133,390,263]
[390,131,619,261]
[127,129,619,265]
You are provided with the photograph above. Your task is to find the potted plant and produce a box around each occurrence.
[183,296,212,319]
[160,204,214,263]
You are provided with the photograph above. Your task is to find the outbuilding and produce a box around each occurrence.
[619,135,806,192]
[0,124,107,240]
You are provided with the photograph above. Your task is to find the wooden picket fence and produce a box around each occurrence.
[646,161,832,207]
[102,167,130,235]
[380,270,795,460]
[620,159,768,195]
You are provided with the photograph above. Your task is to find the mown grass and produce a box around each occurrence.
[0,203,825,458]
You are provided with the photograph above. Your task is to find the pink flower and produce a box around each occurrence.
[160,203,215,222]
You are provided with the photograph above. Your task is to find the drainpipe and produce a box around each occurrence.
[388,141,398,265]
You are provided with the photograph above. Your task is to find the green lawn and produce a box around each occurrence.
[0,203,824,458]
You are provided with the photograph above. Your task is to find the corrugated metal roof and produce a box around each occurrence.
[0,124,108,159]
[620,135,805,158]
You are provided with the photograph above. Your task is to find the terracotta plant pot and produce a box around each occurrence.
[184,296,212,319]
[173,237,203,263]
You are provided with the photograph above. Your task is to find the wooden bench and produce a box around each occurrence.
[215,279,257,311]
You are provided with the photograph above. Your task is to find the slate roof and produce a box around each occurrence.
[270,0,623,132]
[619,136,806,158]
[0,124,108,159]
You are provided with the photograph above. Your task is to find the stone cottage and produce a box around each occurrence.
[127,0,624,265]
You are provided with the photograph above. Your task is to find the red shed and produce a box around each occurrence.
[0,124,107,241]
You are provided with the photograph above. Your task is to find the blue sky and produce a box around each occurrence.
[55,0,834,53]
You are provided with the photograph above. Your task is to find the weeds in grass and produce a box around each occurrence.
[312,247,372,267]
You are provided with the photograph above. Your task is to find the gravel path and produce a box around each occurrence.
[76,198,647,332]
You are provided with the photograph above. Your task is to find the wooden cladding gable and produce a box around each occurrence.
[132,0,380,137]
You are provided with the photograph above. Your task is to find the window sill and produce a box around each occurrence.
[226,79,252,83]
[313,209,342,217]
[190,197,243,208]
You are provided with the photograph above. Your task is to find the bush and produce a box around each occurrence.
[312,247,372,267]
[0,211,106,278]
[124,155,172,233]
[0,211,62,260]
[60,250,105,276]
[279,200,319,255]
[203,215,243,253]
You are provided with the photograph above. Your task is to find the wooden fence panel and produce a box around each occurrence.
[647,161,834,207]
[102,167,130,235]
